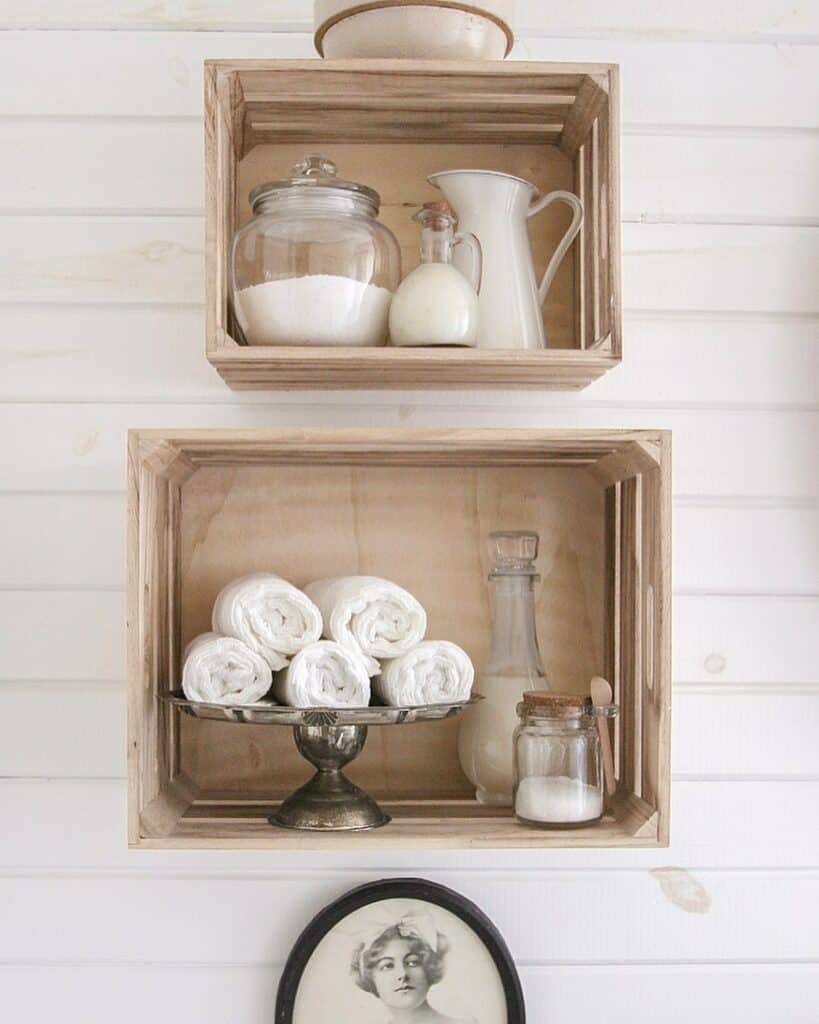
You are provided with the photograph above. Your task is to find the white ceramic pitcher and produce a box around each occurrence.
[428,169,583,349]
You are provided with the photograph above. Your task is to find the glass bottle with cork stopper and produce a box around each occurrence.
[388,200,482,347]
[458,530,548,805]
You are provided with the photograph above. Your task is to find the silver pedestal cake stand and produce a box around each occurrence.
[162,691,482,832]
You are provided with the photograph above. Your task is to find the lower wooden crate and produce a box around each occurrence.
[127,429,671,849]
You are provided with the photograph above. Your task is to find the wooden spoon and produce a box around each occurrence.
[590,676,616,797]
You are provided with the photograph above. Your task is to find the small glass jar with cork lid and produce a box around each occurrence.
[513,691,618,829]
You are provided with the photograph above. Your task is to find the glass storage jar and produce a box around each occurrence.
[230,154,401,347]
[513,691,618,829]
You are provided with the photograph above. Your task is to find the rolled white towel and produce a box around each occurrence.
[273,640,371,708]
[182,632,273,705]
[304,576,427,676]
[212,572,323,671]
[374,641,475,707]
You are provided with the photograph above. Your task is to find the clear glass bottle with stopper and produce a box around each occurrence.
[458,531,549,805]
[388,200,482,347]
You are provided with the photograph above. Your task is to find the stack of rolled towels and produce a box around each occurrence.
[181,572,474,710]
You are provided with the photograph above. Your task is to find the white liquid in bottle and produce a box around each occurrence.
[389,262,478,346]
[388,200,481,348]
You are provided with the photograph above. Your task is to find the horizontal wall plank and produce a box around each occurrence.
[520,964,819,1023]
[0,307,220,401]
[0,120,204,213]
[4,217,816,314]
[3,494,817,596]
[1,33,817,128]
[2,962,818,1024]
[521,38,819,129]
[6,121,818,226]
[2,681,816,780]
[673,690,819,777]
[1,590,814,688]
[0,493,125,588]
[675,595,819,685]
[4,960,819,1024]
[0,0,312,32]
[0,32,312,118]
[623,131,819,225]
[0,216,204,306]
[622,223,819,314]
[0,682,124,778]
[1,587,816,689]
[2,777,817,870]
[3,1,817,40]
[673,505,819,596]
[590,315,819,405]
[518,1,819,41]
[0,592,124,681]
[0,404,816,498]
[2,868,818,964]
[2,308,817,407]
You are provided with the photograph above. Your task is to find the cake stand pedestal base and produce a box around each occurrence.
[270,723,391,831]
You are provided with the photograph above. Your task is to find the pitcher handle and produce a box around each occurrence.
[528,190,584,306]
[453,231,483,294]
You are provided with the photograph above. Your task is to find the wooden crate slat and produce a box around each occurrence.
[233,61,592,95]
[559,74,609,157]
[245,121,566,144]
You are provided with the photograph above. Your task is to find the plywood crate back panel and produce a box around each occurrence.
[178,463,605,796]
[205,60,621,389]
[128,429,670,849]
[237,143,578,351]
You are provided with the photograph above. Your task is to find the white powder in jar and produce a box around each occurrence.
[515,775,603,824]
[235,274,393,347]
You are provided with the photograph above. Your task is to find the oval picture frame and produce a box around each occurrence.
[275,877,526,1023]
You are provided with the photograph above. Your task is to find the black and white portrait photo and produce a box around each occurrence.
[276,879,525,1024]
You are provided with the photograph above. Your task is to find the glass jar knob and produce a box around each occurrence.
[293,153,337,178]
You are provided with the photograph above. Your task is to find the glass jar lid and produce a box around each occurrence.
[248,154,381,213]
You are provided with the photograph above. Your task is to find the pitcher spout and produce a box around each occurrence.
[428,168,537,215]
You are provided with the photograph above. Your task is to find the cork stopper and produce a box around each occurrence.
[413,199,456,230]
[522,691,592,710]
[421,200,454,215]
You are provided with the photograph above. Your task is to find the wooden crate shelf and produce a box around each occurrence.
[128,429,670,849]
[205,60,621,390]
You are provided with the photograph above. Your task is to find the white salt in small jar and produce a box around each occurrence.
[231,154,401,346]
[513,691,618,829]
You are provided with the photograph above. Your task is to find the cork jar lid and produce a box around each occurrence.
[520,690,618,720]
[522,690,591,710]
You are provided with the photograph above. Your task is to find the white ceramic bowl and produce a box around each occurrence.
[314,1,515,60]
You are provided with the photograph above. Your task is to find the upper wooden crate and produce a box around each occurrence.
[127,429,670,849]
[205,60,621,390]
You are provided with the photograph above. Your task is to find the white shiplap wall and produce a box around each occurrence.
[1,2,818,1020]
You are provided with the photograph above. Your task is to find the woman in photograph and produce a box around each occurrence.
[351,911,477,1023]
